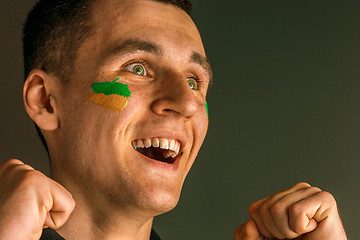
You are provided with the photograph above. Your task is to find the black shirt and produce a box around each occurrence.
[40,228,162,240]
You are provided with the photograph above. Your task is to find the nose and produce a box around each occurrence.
[151,73,198,119]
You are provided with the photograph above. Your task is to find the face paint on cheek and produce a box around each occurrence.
[204,100,209,131]
[204,101,209,118]
[87,78,132,112]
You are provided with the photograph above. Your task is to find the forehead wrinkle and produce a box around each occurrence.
[104,39,162,62]
[190,52,213,83]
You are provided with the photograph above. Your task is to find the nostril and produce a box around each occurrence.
[151,77,199,117]
[151,95,198,117]
[163,108,179,114]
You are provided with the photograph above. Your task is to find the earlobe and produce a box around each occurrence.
[23,69,60,131]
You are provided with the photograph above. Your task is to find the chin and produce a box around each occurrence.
[141,188,182,216]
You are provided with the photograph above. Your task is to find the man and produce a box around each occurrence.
[0,0,348,239]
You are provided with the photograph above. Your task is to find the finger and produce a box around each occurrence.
[0,159,34,176]
[257,197,286,238]
[269,185,322,238]
[289,190,336,235]
[43,180,75,229]
[249,198,274,238]
[0,161,36,195]
[249,183,311,238]
[258,187,307,239]
[0,159,24,170]
[234,219,263,240]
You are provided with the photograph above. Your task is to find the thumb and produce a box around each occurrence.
[43,181,76,229]
[44,210,72,230]
[234,219,263,240]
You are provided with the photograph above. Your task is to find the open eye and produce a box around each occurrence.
[187,77,198,90]
[124,62,147,76]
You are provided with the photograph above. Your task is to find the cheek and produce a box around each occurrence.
[88,93,129,112]
[193,100,209,143]
[202,100,209,134]
[87,78,132,113]
[203,101,209,118]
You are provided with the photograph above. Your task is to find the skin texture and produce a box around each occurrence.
[0,0,348,240]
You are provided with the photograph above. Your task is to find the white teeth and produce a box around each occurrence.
[131,141,137,149]
[131,137,181,157]
[144,138,151,148]
[169,139,176,151]
[136,139,144,148]
[159,138,169,149]
[175,142,180,154]
[163,150,173,159]
[152,138,160,148]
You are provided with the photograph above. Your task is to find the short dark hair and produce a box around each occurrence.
[23,0,192,84]
[23,0,192,154]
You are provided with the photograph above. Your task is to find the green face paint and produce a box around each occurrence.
[91,78,131,97]
[204,101,209,118]
[88,78,132,112]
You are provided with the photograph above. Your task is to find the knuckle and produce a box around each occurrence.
[0,159,23,171]
[248,202,258,216]
[310,186,322,193]
[38,191,52,209]
[270,201,284,216]
[68,197,76,210]
[258,202,268,216]
[289,202,303,217]
[21,169,38,179]
[4,159,24,165]
[234,224,248,240]
[318,191,336,203]
[243,221,253,234]
[293,182,311,189]
[19,169,45,187]
[233,228,242,240]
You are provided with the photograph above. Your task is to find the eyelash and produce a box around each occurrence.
[123,59,149,75]
[187,74,203,90]
[127,59,148,67]
[123,59,203,90]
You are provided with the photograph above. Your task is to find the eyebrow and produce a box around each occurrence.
[107,39,161,58]
[190,52,213,84]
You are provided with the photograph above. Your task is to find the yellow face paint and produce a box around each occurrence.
[87,78,131,112]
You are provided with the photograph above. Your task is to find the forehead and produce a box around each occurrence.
[89,0,205,59]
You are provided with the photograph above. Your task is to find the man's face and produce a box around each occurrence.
[52,0,210,216]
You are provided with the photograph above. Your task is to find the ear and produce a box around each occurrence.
[23,69,60,131]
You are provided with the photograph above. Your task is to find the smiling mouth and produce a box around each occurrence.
[131,137,181,164]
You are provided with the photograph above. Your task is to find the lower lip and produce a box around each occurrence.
[134,149,181,172]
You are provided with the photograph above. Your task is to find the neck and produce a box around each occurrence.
[51,174,155,240]
[57,206,154,240]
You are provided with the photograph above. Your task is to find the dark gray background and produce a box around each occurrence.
[1,0,359,239]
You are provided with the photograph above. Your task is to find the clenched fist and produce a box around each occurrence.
[234,182,347,240]
[0,159,75,240]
